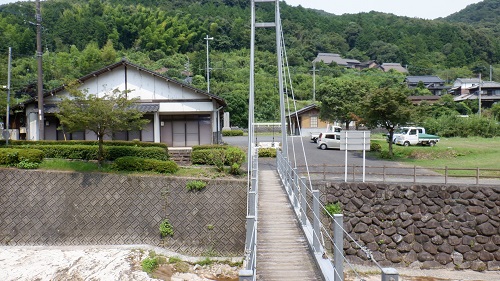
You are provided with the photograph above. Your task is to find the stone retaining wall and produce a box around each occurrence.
[322,182,500,271]
[0,169,246,256]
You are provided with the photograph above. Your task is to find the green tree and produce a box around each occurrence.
[316,78,372,129]
[362,86,413,157]
[56,86,149,167]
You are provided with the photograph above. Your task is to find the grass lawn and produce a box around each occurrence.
[37,158,237,179]
[371,135,500,178]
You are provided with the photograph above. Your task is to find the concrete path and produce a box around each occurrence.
[256,169,322,281]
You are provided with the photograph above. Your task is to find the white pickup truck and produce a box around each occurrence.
[310,125,342,143]
[387,126,425,143]
[394,127,440,147]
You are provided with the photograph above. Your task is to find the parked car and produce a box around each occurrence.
[310,125,342,143]
[317,132,341,150]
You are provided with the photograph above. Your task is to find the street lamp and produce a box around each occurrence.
[204,35,213,93]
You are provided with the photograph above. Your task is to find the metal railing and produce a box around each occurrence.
[297,164,500,185]
[240,151,259,281]
[276,151,400,281]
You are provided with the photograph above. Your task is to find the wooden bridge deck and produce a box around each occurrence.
[256,169,322,281]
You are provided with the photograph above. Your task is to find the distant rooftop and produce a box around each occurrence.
[380,63,408,73]
[312,53,360,67]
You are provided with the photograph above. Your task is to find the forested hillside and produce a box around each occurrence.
[445,0,500,33]
[0,0,499,127]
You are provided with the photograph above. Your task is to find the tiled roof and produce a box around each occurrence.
[406,76,444,84]
[380,63,408,73]
[312,53,360,66]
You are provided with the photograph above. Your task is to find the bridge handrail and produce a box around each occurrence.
[276,151,399,281]
[295,164,500,184]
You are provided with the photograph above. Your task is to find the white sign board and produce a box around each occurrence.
[340,131,371,151]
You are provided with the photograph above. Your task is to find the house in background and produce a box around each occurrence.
[285,104,343,136]
[12,59,226,147]
[453,80,500,108]
[405,75,449,96]
[312,53,361,68]
[449,78,481,96]
[380,63,408,73]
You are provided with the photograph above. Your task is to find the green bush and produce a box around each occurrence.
[324,202,342,216]
[16,160,40,169]
[141,257,159,273]
[258,148,277,158]
[192,144,229,151]
[0,148,44,165]
[113,156,178,174]
[159,219,174,237]
[186,180,207,191]
[191,146,245,174]
[106,146,168,161]
[222,130,244,136]
[370,141,382,152]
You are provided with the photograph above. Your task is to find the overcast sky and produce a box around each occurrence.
[0,0,483,20]
[284,0,482,19]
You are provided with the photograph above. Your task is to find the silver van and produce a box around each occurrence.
[317,132,341,150]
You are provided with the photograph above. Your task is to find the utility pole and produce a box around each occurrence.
[36,0,44,140]
[204,35,213,93]
[5,47,12,145]
[478,72,482,116]
[311,61,319,102]
[490,65,493,81]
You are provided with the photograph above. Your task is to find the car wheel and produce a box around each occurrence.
[403,141,410,147]
[320,144,327,150]
[429,141,436,147]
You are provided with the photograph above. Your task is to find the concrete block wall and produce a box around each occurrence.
[0,169,246,256]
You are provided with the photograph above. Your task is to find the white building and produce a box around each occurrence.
[17,59,226,147]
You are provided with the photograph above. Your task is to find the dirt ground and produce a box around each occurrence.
[0,245,499,281]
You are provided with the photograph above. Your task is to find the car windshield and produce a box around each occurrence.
[394,128,409,134]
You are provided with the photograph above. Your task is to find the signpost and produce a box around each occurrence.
[340,131,371,182]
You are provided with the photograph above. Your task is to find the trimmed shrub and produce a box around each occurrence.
[145,159,179,174]
[106,146,168,161]
[192,144,229,151]
[258,148,277,158]
[113,156,145,171]
[0,148,44,165]
[222,130,244,136]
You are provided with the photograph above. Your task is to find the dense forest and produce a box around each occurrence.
[0,0,499,128]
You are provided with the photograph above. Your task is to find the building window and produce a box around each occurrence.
[310,116,318,128]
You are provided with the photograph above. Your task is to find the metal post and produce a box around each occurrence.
[333,214,344,281]
[313,190,321,253]
[413,165,417,183]
[36,0,44,140]
[300,176,307,226]
[445,166,448,184]
[205,34,213,93]
[276,0,287,160]
[5,47,12,145]
[293,168,298,207]
[476,167,480,185]
[478,72,482,116]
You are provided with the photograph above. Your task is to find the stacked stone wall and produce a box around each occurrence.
[322,182,500,271]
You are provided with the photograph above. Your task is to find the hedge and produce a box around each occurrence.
[15,145,168,161]
[0,139,168,149]
[258,148,277,158]
[0,148,44,165]
[191,146,245,166]
[222,130,244,136]
[191,144,230,151]
[113,156,179,174]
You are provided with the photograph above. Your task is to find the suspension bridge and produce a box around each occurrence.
[239,1,399,280]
